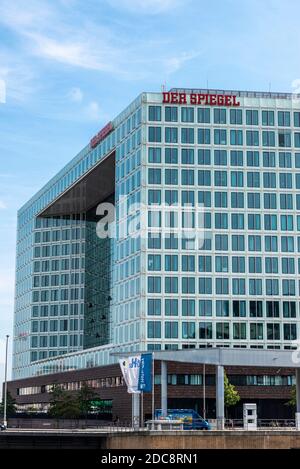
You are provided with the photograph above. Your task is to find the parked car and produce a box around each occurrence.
[155,409,211,430]
[0,423,6,431]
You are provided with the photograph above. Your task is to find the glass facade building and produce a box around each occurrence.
[13,88,300,379]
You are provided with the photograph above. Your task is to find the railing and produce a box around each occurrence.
[224,419,296,430]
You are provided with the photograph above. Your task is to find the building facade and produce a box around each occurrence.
[13,88,300,381]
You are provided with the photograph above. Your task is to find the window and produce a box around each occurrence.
[214,171,227,187]
[215,256,228,273]
[294,112,300,127]
[250,301,263,318]
[264,193,276,210]
[264,215,277,231]
[216,300,229,317]
[198,256,212,272]
[230,130,243,145]
[262,131,275,147]
[215,234,228,251]
[198,108,210,123]
[215,192,227,208]
[232,256,245,273]
[267,323,280,340]
[246,110,259,125]
[247,151,259,167]
[199,322,212,339]
[263,172,276,188]
[148,168,161,184]
[249,279,262,295]
[181,169,194,185]
[279,152,292,168]
[214,129,227,145]
[198,128,210,144]
[148,254,161,271]
[181,107,194,122]
[262,110,274,126]
[247,193,260,209]
[165,106,178,122]
[232,278,245,295]
[215,278,229,295]
[148,321,161,339]
[214,149,227,165]
[148,106,161,121]
[165,321,178,339]
[278,111,290,127]
[284,324,297,340]
[182,322,196,339]
[214,108,226,124]
[165,299,178,316]
[233,323,247,340]
[165,168,178,185]
[165,277,178,293]
[233,301,246,317]
[216,322,229,340]
[165,148,178,164]
[181,128,194,144]
[231,213,244,229]
[165,127,178,143]
[278,131,291,147]
[198,170,211,186]
[148,299,161,315]
[231,171,243,187]
[199,277,212,294]
[283,301,296,318]
[246,130,259,146]
[199,300,212,317]
[148,126,161,142]
[280,194,293,210]
[230,109,242,125]
[231,150,243,166]
[250,323,264,340]
[182,278,195,294]
[182,299,195,316]
[247,172,260,187]
[198,149,211,165]
[181,148,194,164]
[148,276,161,293]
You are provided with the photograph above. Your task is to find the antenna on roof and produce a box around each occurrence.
[161,82,167,92]
[269,82,272,93]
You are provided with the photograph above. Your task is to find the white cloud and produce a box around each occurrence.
[68,86,83,103]
[84,101,107,122]
[0,200,7,209]
[107,0,185,14]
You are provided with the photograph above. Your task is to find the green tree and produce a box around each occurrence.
[77,384,97,417]
[286,385,296,408]
[224,373,240,416]
[49,384,81,419]
[0,392,17,417]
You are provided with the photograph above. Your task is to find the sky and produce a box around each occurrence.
[0,0,300,391]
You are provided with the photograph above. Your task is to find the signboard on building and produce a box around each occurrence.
[162,91,240,106]
[90,121,114,149]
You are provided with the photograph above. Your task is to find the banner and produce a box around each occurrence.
[119,355,141,393]
[138,353,153,393]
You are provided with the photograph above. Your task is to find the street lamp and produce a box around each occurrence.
[3,335,9,429]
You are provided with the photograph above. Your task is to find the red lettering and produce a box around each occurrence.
[217,95,225,105]
[197,94,206,105]
[171,92,179,103]
[224,95,232,106]
[162,92,170,103]
[232,96,240,107]
[90,122,114,149]
[190,94,197,105]
[179,93,187,104]
[209,95,217,105]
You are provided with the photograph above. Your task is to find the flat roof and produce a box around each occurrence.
[112,348,300,368]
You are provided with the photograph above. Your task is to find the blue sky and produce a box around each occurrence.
[0,0,300,386]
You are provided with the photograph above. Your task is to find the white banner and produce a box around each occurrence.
[119,355,141,393]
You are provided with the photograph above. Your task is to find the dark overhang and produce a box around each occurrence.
[39,151,115,217]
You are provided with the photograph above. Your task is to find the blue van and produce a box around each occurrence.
[155,409,211,430]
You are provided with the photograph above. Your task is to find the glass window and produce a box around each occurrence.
[249,301,263,317]
[165,106,178,122]
[148,106,161,121]
[165,127,178,143]
[198,107,210,123]
[247,151,259,167]
[165,321,178,339]
[198,149,211,165]
[246,110,259,125]
[181,148,194,164]
[247,193,260,209]
[231,150,243,166]
[250,323,264,340]
[233,301,246,317]
[230,109,242,125]
[198,128,211,144]
[148,299,161,316]
[148,126,161,142]
[246,130,259,146]
[199,322,212,339]
[148,321,161,339]
[214,150,227,165]
[230,129,243,145]
[216,300,229,316]
[214,129,227,145]
[164,149,178,165]
[278,111,290,127]
[181,107,194,123]
[181,128,194,144]
[182,322,196,339]
[214,108,226,124]
[199,300,212,317]
[165,299,178,316]
[262,110,274,126]
[182,299,195,316]
[216,322,229,340]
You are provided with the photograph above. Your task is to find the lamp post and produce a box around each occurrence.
[3,335,9,429]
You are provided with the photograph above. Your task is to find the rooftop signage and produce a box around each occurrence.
[162,91,240,107]
[90,121,114,149]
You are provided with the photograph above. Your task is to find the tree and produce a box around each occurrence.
[77,384,97,417]
[49,384,81,419]
[286,385,296,408]
[224,373,240,416]
[0,392,17,417]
